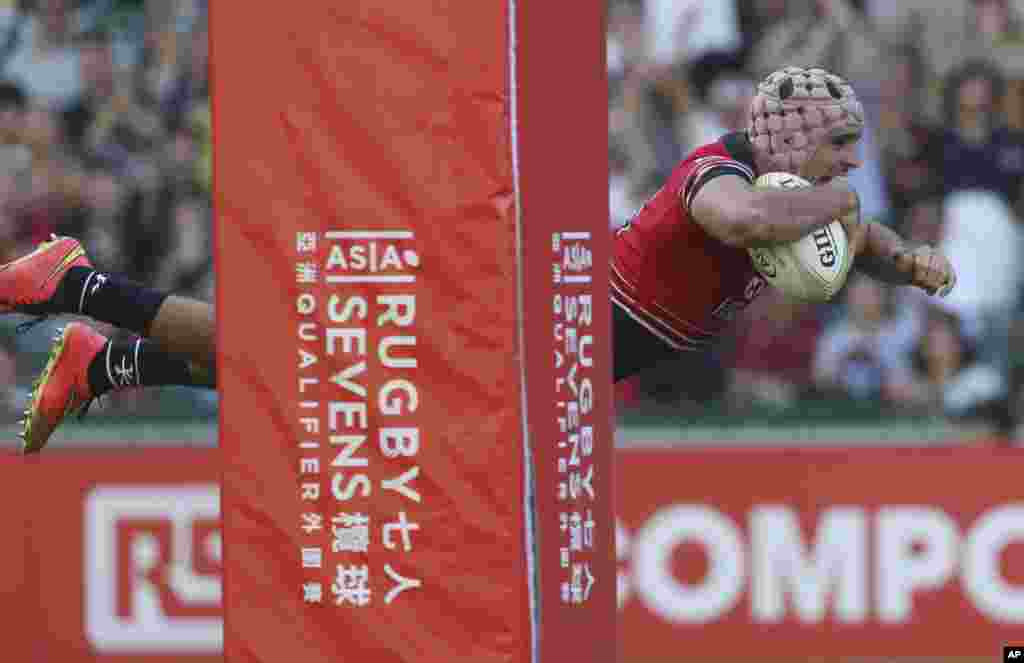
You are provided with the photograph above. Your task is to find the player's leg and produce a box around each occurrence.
[20,321,214,453]
[0,236,215,370]
[612,301,679,383]
[144,295,216,370]
[61,270,217,370]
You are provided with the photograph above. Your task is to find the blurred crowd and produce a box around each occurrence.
[0,0,211,418]
[611,0,1024,440]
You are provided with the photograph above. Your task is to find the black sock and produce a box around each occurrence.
[54,267,169,335]
[87,338,196,396]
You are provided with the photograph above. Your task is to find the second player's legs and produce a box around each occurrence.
[146,295,216,374]
[57,264,216,382]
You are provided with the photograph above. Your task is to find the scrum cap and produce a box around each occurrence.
[747,66,864,174]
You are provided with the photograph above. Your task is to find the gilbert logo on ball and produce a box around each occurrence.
[748,172,852,303]
[812,226,837,267]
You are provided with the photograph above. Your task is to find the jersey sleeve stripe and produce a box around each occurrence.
[681,156,755,210]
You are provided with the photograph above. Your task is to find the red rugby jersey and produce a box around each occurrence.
[611,132,768,351]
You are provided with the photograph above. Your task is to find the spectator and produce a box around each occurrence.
[909,305,1013,432]
[908,0,1024,122]
[936,190,1022,418]
[609,61,679,201]
[74,161,130,272]
[607,0,645,94]
[749,0,885,86]
[609,140,636,230]
[187,100,209,192]
[875,45,942,216]
[913,308,971,400]
[940,59,1024,213]
[19,102,76,244]
[812,275,919,404]
[608,1,665,204]
[0,79,30,173]
[682,51,754,149]
[151,194,212,298]
[644,0,741,71]
[159,14,207,126]
[61,28,116,159]
[934,60,1024,433]
[735,0,789,63]
[2,0,82,107]
[0,170,24,262]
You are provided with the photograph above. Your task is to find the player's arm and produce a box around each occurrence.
[688,174,862,248]
[854,221,956,296]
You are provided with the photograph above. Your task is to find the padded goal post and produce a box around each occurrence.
[211,2,614,662]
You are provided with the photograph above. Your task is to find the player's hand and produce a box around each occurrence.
[828,177,867,256]
[893,245,956,297]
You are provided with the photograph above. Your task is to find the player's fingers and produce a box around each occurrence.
[840,211,865,255]
[906,252,932,292]
[910,252,928,285]
[917,254,949,295]
[932,256,951,290]
[935,257,956,297]
[914,253,927,282]
[938,266,957,297]
[893,249,915,274]
[922,252,942,289]
[924,251,948,286]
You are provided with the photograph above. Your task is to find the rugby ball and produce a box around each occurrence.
[747,172,853,303]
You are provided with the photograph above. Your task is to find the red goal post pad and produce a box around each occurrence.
[211,2,614,662]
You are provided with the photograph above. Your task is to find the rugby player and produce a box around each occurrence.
[612,66,956,382]
[0,235,215,452]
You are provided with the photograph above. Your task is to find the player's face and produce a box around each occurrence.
[800,132,863,183]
